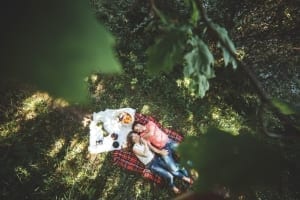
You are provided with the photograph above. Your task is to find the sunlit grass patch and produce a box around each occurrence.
[120,97,131,107]
[141,104,151,114]
[209,105,244,135]
[47,138,65,158]
[52,98,69,109]
[0,121,21,137]
[180,112,201,136]
[69,136,87,154]
[14,166,31,183]
[21,92,52,120]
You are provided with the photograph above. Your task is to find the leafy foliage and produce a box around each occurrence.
[0,0,121,103]
[143,0,238,98]
[271,99,300,132]
[178,128,284,192]
[146,28,186,74]
[184,36,215,97]
[272,99,300,116]
[211,23,237,69]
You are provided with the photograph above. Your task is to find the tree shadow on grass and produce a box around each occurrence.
[1,107,87,199]
[0,78,181,200]
[0,81,173,200]
[0,82,106,199]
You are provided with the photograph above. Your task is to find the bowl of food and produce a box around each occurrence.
[117,112,133,125]
[112,141,120,148]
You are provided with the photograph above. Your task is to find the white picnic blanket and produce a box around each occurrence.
[88,108,136,154]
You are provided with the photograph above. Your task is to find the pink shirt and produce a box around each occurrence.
[141,121,169,149]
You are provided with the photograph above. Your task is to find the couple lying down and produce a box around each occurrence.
[126,121,193,194]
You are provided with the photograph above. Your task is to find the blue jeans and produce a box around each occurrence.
[161,139,188,178]
[148,156,176,187]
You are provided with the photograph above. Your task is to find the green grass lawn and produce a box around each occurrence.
[1,70,298,200]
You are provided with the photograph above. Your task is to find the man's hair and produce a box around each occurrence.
[132,121,142,131]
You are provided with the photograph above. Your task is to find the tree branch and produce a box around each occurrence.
[195,0,298,136]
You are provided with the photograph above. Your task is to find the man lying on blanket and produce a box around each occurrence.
[132,118,189,178]
[112,112,188,184]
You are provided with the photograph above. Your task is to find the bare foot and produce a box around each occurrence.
[183,176,194,185]
[172,186,181,194]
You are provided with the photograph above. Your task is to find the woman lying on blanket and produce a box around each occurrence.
[127,131,193,194]
[133,121,187,175]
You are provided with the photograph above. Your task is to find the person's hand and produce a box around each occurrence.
[160,149,169,156]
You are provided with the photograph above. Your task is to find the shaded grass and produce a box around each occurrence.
[0,72,246,200]
[1,68,298,199]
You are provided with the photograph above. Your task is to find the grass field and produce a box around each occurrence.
[0,69,252,200]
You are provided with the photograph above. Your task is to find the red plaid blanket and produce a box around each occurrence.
[112,113,184,184]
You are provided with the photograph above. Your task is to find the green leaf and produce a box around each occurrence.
[272,99,300,115]
[212,23,236,53]
[197,74,210,97]
[0,0,122,103]
[218,43,230,67]
[212,23,237,69]
[231,58,238,69]
[189,0,200,26]
[151,4,168,25]
[177,128,284,193]
[146,29,186,74]
[183,36,215,98]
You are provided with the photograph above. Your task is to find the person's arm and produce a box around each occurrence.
[146,140,168,156]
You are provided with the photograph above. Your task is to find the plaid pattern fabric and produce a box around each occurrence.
[112,150,163,184]
[111,113,184,185]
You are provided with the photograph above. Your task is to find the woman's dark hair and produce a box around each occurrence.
[126,131,136,150]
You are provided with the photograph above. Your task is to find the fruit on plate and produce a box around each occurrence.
[118,112,133,124]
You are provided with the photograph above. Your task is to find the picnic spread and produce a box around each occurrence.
[88,108,184,184]
[88,108,135,154]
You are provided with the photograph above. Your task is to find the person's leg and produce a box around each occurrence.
[167,139,179,152]
[149,157,181,194]
[155,156,193,186]
[161,149,180,173]
[149,158,181,193]
[165,140,189,177]
[161,141,187,177]
[149,159,174,187]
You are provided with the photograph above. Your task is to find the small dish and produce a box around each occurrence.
[118,112,133,125]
